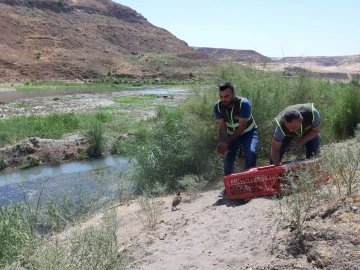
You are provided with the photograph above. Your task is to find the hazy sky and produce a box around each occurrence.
[114,0,359,57]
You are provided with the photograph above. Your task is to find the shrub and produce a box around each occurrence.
[332,82,360,139]
[278,163,324,238]
[87,119,104,158]
[322,142,360,196]
[132,105,221,193]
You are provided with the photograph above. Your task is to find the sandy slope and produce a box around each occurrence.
[57,183,360,270]
[103,189,310,270]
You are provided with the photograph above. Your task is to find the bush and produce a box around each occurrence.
[332,82,360,139]
[322,142,360,196]
[278,162,325,238]
[87,119,104,158]
[132,104,222,193]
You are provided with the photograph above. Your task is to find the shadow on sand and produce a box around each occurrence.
[212,196,250,207]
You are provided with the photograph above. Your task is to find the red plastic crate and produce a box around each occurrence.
[223,159,330,200]
[223,165,286,200]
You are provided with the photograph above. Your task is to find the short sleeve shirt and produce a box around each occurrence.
[214,98,252,121]
[274,108,320,142]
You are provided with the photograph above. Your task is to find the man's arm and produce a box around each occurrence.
[271,139,282,166]
[216,118,247,155]
[217,119,227,143]
[295,108,321,151]
[225,118,247,145]
[216,119,228,155]
[294,125,320,151]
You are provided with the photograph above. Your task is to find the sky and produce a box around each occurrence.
[114,0,359,57]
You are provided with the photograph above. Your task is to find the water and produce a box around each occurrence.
[0,86,190,103]
[0,156,134,206]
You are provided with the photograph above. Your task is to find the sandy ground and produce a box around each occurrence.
[59,189,318,270]
[126,193,289,270]
[54,182,360,270]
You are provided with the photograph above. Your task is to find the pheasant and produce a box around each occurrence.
[172,191,182,211]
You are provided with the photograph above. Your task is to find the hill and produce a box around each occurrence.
[268,55,360,80]
[0,0,358,83]
[193,47,270,63]
[0,0,213,82]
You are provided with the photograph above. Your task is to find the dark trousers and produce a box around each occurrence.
[277,134,320,162]
[224,129,258,176]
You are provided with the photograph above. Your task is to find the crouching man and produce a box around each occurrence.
[271,103,320,166]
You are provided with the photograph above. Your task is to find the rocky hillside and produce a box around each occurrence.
[0,0,211,82]
[193,47,270,63]
[1,0,358,83]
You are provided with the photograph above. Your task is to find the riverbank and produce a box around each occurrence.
[0,85,192,170]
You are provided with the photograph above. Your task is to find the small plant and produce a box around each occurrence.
[20,154,41,169]
[87,118,104,158]
[137,195,163,229]
[322,142,360,196]
[278,163,324,238]
[45,198,66,232]
[178,174,206,202]
[0,157,7,170]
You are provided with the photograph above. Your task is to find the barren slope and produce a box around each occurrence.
[0,0,215,82]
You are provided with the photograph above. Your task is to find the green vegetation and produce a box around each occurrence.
[87,117,105,158]
[15,79,195,91]
[1,64,360,268]
[113,94,159,105]
[0,113,90,147]
[215,64,360,155]
[0,204,124,269]
[0,205,30,266]
[132,104,221,193]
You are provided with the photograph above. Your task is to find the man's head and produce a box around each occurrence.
[219,82,235,107]
[283,109,303,132]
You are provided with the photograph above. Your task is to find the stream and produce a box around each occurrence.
[0,156,134,207]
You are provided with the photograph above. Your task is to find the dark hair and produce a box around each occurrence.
[283,109,303,122]
[219,82,234,92]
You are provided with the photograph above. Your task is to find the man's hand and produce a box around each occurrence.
[290,142,304,157]
[291,142,303,155]
[216,142,228,156]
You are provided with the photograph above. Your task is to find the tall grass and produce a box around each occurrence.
[87,118,105,158]
[24,210,124,270]
[332,81,360,139]
[0,205,30,267]
[214,64,360,155]
[0,190,117,268]
[132,103,222,193]
[0,113,80,146]
[132,64,359,193]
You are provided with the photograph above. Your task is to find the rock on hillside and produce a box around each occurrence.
[0,0,199,82]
